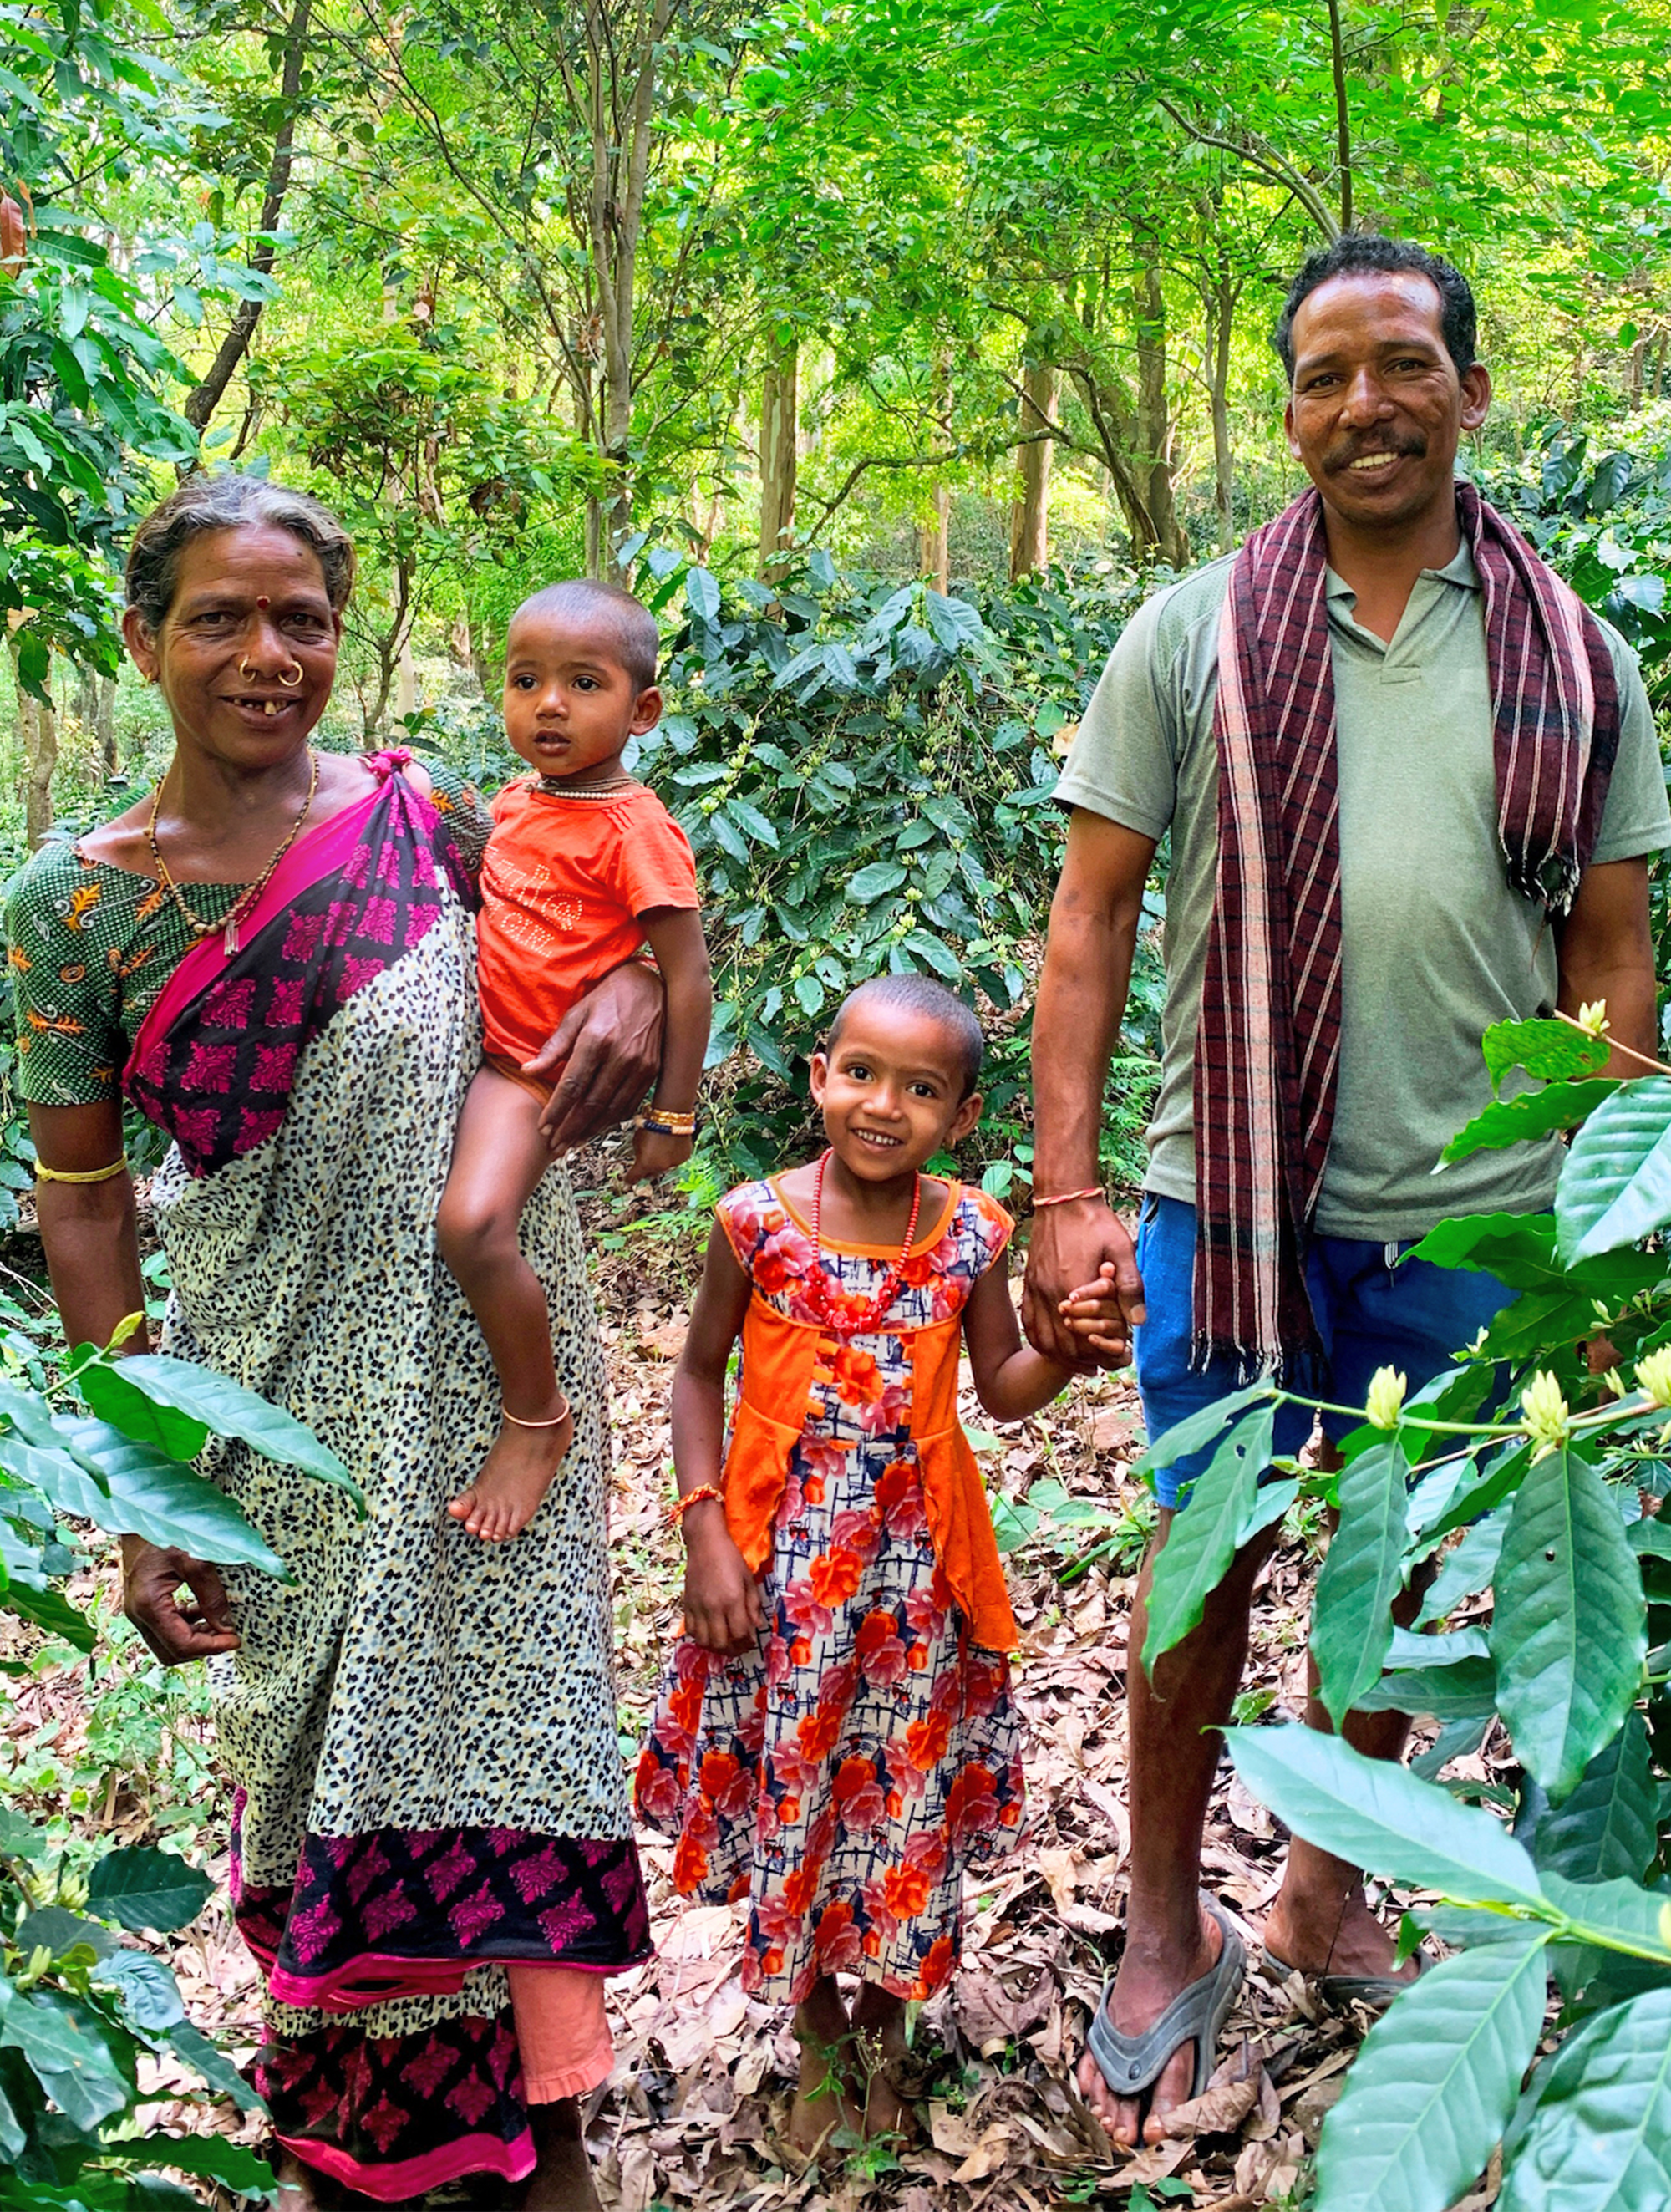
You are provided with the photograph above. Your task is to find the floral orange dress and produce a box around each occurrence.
[635,1176,1025,2005]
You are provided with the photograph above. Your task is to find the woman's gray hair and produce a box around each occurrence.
[125,475,356,631]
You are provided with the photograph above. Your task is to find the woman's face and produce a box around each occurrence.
[123,522,342,768]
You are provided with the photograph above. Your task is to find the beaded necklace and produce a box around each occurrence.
[802,1148,922,1335]
[146,750,319,956]
[534,774,640,801]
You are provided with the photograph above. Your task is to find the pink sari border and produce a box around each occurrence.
[276,2124,536,2204]
[265,1947,642,2014]
[126,750,419,1076]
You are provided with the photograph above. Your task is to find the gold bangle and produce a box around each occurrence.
[34,1157,129,1185]
[634,1110,696,1136]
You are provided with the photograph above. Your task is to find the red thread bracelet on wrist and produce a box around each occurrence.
[671,1484,724,1524]
[1031,1187,1105,1210]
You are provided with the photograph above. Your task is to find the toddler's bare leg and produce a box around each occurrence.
[789,1976,861,2159]
[851,1983,914,2142]
[437,1066,575,1540]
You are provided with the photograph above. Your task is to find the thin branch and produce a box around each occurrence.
[1155,94,1340,242]
[1325,0,1354,232]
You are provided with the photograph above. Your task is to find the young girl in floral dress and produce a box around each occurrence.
[635,975,1114,2154]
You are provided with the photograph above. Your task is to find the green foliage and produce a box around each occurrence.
[1165,1016,1671,2204]
[632,547,1153,1187]
[0,1304,352,2204]
[0,1,267,687]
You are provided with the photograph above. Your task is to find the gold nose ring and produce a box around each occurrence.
[239,656,305,686]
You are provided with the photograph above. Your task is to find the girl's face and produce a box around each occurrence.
[810,1004,982,1184]
[123,524,340,769]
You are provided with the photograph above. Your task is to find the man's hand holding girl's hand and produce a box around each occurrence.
[1059,1261,1141,1362]
[680,1504,765,1654]
[1022,1199,1145,1369]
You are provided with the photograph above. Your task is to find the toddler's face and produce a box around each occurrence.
[502,608,661,783]
[810,1004,982,1183]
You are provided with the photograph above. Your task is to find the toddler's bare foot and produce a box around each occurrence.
[449,1399,573,1541]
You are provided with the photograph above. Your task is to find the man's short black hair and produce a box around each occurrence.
[509,579,661,692]
[1273,233,1477,383]
[824,974,985,1099]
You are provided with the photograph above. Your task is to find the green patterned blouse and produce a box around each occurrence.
[4,759,490,1108]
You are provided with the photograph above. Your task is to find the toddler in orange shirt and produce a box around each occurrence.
[439,580,712,1540]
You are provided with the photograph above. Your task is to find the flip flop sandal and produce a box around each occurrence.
[1262,1942,1428,2012]
[1086,1895,1247,2105]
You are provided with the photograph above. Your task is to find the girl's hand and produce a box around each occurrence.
[1060,1261,1133,1360]
[630,1127,693,1183]
[681,1507,764,1653]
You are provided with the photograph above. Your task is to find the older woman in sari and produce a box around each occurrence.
[7,475,661,2210]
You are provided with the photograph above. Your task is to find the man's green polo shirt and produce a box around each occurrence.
[1054,540,1671,1239]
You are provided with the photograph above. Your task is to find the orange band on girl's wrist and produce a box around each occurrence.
[671,1484,723,1525]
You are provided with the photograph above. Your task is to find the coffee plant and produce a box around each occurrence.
[624,547,1162,1193]
[1143,1008,1671,2209]
[0,1313,358,2209]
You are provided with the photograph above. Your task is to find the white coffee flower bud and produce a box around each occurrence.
[1365,1366,1408,1431]
[1637,1347,1671,1410]
[1521,1370,1571,1462]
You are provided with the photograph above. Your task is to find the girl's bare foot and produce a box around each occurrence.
[852,1986,916,2143]
[788,1981,863,2160]
[449,1400,574,1541]
[522,2098,601,2212]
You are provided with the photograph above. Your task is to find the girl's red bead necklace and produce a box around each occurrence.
[804,1148,922,1334]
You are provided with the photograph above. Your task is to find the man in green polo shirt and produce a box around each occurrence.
[1023,232,1670,2146]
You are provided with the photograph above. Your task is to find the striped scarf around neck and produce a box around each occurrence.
[1192,480,1621,1374]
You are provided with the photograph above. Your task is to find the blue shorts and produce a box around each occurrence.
[1134,1192,1516,1509]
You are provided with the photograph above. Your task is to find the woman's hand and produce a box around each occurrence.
[122,1538,241,1665]
[680,1507,764,1654]
[526,961,666,1153]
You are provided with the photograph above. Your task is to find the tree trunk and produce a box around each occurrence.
[1208,272,1236,554]
[1134,246,1188,568]
[758,341,798,581]
[587,0,676,567]
[95,674,116,777]
[180,0,312,437]
[918,483,950,592]
[1009,359,1057,582]
[17,661,57,850]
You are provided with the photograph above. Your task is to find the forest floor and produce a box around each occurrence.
[0,1182,1414,2210]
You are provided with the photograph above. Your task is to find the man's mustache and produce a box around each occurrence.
[1323,430,1428,473]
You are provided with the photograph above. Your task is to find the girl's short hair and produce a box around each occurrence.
[825,975,985,1097]
[126,475,356,631]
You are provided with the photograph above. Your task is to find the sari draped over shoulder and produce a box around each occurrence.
[118,756,648,2201]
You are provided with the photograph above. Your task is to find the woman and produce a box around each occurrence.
[8,475,663,2210]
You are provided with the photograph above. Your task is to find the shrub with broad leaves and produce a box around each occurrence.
[1145,1010,1671,2207]
[0,1313,360,2208]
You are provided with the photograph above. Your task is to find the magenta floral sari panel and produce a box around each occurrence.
[251,2009,531,2204]
[124,758,475,1177]
[230,1819,652,2014]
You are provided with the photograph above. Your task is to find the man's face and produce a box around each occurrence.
[1284,269,1491,531]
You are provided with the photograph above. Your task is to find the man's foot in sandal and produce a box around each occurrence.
[1077,1897,1243,2147]
[1263,1880,1422,2010]
[448,1398,574,1541]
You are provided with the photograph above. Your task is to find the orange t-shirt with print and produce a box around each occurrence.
[475,778,699,1067]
